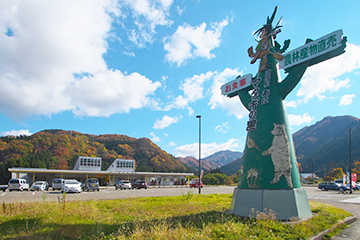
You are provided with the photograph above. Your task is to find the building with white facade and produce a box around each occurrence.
[8,156,193,187]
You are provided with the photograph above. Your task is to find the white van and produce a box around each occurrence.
[8,178,30,191]
[52,178,65,190]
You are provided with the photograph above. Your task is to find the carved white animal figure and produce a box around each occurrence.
[262,123,293,187]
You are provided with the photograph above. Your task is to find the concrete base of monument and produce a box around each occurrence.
[229,187,313,220]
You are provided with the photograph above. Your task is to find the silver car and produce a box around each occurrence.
[82,178,100,191]
[30,181,49,191]
[115,180,132,190]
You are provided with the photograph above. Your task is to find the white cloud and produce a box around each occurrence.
[173,138,240,158]
[214,122,230,133]
[164,71,214,110]
[176,6,185,15]
[150,132,160,142]
[285,100,297,108]
[0,1,161,119]
[187,107,194,116]
[122,0,173,47]
[297,43,360,102]
[168,141,177,146]
[68,70,160,117]
[1,129,32,137]
[164,18,228,66]
[153,115,180,129]
[339,94,356,106]
[208,68,248,119]
[288,113,313,126]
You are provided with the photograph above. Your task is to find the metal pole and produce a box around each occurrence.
[196,115,201,194]
[349,129,352,194]
[312,160,314,183]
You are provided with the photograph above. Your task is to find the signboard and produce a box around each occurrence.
[221,74,252,96]
[279,30,343,70]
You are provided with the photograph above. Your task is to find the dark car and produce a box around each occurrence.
[318,181,346,191]
[132,180,147,189]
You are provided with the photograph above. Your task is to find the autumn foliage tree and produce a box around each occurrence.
[0,130,192,184]
[324,167,345,181]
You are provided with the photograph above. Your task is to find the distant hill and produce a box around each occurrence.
[0,130,192,184]
[177,156,214,172]
[293,115,360,177]
[178,150,242,172]
[220,157,243,176]
[219,115,360,177]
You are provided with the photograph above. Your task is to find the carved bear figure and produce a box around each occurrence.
[262,123,293,187]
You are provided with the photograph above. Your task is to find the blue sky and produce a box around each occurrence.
[1,1,360,159]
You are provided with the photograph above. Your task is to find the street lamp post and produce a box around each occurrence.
[312,160,314,183]
[349,128,353,194]
[196,115,201,194]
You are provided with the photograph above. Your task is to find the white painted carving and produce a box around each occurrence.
[247,136,260,151]
[238,165,244,185]
[246,168,258,189]
[262,123,293,187]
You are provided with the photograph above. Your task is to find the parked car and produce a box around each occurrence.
[52,178,65,191]
[82,178,100,191]
[318,181,346,191]
[115,180,132,190]
[189,180,203,188]
[333,179,344,186]
[8,178,30,192]
[132,180,147,189]
[0,185,8,192]
[61,179,82,193]
[345,183,359,191]
[30,181,49,191]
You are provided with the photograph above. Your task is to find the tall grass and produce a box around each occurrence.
[0,194,352,239]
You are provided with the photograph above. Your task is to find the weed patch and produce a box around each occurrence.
[0,194,352,239]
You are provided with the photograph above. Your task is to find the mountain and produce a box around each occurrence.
[177,156,214,172]
[293,115,360,177]
[203,150,243,166]
[219,115,360,177]
[178,150,242,172]
[0,130,192,184]
[220,157,243,176]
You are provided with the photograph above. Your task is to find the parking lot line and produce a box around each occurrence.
[340,196,360,203]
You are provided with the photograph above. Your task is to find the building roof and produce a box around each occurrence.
[300,173,319,179]
[8,167,194,177]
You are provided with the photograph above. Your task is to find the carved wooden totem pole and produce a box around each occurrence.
[221,7,346,220]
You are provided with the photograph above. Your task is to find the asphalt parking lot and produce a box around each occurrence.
[0,185,235,204]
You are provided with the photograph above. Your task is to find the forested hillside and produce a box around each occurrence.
[219,115,360,177]
[293,116,360,176]
[178,150,242,173]
[0,130,191,184]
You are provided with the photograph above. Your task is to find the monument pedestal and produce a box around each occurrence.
[230,188,312,220]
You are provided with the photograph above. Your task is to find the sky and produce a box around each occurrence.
[1,0,360,159]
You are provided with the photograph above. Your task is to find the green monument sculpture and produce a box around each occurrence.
[222,7,347,220]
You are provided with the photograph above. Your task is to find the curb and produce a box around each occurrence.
[310,216,356,240]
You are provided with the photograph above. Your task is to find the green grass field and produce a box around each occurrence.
[0,192,352,239]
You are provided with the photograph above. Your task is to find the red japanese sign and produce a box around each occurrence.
[221,74,252,96]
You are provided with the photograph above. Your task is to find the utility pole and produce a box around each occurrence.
[196,115,201,194]
[349,128,352,194]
